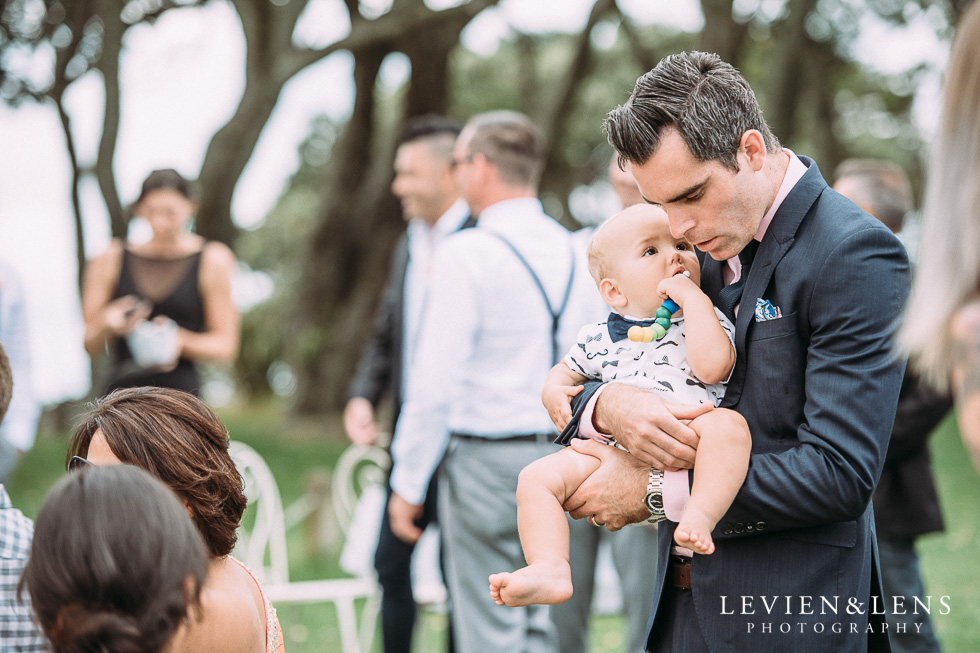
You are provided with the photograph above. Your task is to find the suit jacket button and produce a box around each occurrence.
[756,521,766,532]
[745,523,754,532]
[734,522,745,533]
[722,523,733,535]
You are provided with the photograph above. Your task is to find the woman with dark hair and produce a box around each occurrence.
[66,386,284,653]
[21,464,209,653]
[81,168,240,395]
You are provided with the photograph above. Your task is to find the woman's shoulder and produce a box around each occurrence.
[173,558,266,653]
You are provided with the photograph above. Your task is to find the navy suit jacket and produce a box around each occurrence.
[568,157,908,652]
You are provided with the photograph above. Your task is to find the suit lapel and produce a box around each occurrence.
[723,156,828,404]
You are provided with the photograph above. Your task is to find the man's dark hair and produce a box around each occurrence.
[465,110,547,189]
[605,51,779,172]
[833,158,912,232]
[0,343,11,425]
[398,114,462,147]
[397,114,462,165]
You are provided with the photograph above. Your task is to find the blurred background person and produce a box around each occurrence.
[66,386,284,653]
[0,261,40,483]
[553,154,659,653]
[344,114,471,653]
[21,464,209,653]
[0,342,47,651]
[82,169,240,396]
[835,158,950,653]
[901,0,980,476]
[387,110,588,653]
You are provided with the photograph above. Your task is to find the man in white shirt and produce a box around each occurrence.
[0,262,40,484]
[387,111,587,653]
[343,115,471,653]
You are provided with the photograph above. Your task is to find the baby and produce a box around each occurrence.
[489,204,751,607]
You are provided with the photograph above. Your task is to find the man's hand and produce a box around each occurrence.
[343,397,379,445]
[387,492,424,544]
[561,439,650,530]
[593,384,711,470]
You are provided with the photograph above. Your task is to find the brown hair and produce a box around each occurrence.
[22,465,208,653]
[67,387,247,557]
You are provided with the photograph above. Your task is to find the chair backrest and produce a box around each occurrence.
[331,444,390,538]
[230,440,290,585]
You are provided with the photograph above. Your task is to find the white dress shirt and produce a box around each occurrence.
[390,197,593,504]
[401,198,470,396]
[0,263,39,452]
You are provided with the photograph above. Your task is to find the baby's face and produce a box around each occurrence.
[602,205,701,315]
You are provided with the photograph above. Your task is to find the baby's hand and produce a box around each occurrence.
[657,272,702,309]
[541,384,583,432]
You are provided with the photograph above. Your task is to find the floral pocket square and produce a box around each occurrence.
[755,298,782,321]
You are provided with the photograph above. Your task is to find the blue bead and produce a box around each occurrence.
[661,298,680,314]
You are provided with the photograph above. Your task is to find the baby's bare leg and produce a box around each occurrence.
[673,408,751,555]
[489,447,601,607]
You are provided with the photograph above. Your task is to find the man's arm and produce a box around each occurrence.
[344,238,407,444]
[388,240,480,536]
[717,226,909,535]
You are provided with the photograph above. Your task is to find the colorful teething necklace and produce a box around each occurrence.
[627,298,680,343]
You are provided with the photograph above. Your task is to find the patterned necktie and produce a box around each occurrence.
[717,239,760,322]
[605,312,657,342]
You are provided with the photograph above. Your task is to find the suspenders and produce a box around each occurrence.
[485,232,577,365]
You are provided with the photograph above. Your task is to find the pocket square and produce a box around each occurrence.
[755,298,782,321]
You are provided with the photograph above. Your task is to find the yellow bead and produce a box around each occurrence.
[628,325,644,342]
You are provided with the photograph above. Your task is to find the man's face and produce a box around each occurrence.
[630,129,767,262]
[391,140,454,224]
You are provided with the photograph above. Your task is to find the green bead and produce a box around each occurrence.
[655,317,671,330]
[656,306,672,320]
[651,323,667,340]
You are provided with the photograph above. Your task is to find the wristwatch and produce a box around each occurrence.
[644,468,666,523]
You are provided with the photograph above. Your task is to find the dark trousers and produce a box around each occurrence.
[647,584,711,653]
[878,536,941,653]
[374,474,452,653]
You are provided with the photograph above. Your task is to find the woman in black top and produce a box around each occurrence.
[82,169,240,394]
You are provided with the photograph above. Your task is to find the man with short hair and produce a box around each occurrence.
[834,158,949,653]
[344,114,471,653]
[387,110,587,653]
[0,342,48,651]
[562,52,908,652]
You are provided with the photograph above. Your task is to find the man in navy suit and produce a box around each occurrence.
[561,51,907,652]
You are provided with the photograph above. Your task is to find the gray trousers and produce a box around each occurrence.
[439,436,559,653]
[552,517,659,653]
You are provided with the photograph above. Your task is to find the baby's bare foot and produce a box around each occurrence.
[488,560,573,607]
[674,507,716,555]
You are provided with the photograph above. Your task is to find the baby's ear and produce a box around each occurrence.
[599,278,626,308]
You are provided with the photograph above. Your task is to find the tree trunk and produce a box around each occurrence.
[196,81,284,246]
[699,0,748,66]
[95,0,126,238]
[765,0,819,144]
[290,46,394,414]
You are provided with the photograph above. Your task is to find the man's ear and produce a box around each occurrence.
[740,130,767,172]
[599,278,626,308]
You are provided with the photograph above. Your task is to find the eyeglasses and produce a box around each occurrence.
[450,153,476,169]
[69,456,94,473]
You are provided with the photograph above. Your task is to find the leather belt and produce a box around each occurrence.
[668,554,692,590]
[451,432,555,444]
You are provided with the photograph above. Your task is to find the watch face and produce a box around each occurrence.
[645,492,664,515]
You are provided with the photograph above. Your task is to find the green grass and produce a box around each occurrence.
[7,401,979,652]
